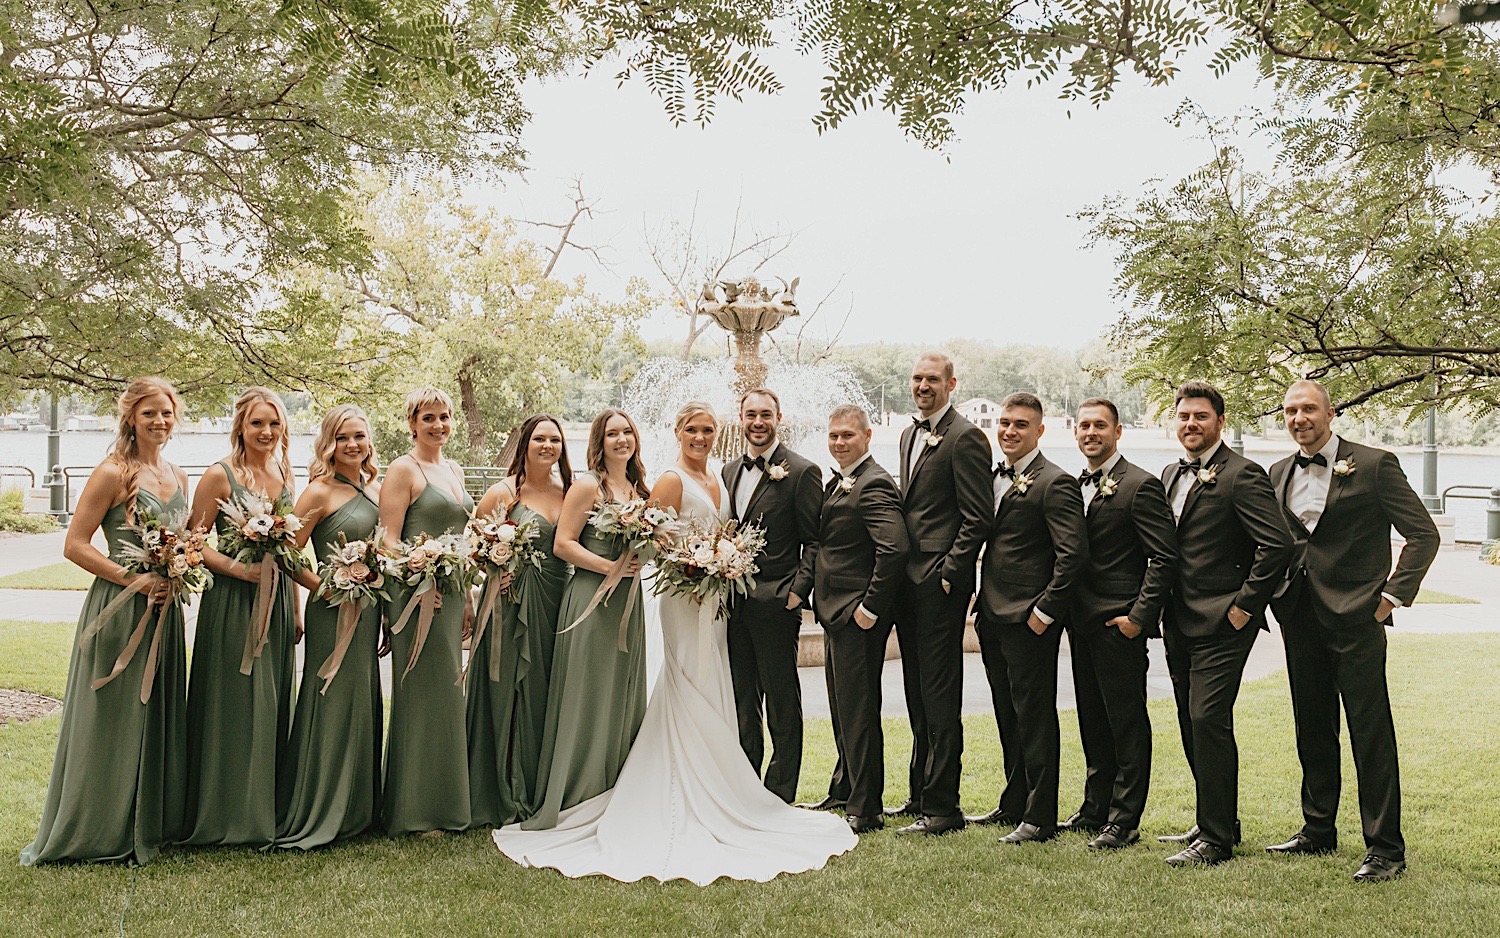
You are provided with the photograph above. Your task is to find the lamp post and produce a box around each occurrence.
[1421,405,1440,513]
[46,393,69,525]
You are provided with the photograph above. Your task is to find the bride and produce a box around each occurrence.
[492,402,856,884]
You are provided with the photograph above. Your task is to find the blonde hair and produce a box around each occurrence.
[672,401,719,434]
[309,404,379,486]
[227,386,293,496]
[108,376,180,524]
[405,387,454,439]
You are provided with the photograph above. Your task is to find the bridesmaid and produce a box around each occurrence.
[522,409,650,831]
[378,387,474,835]
[467,414,572,828]
[183,386,299,847]
[21,377,190,865]
[275,404,383,849]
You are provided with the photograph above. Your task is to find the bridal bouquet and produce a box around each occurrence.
[466,511,544,603]
[388,532,477,680]
[653,518,766,616]
[312,532,392,693]
[81,509,213,703]
[217,490,312,675]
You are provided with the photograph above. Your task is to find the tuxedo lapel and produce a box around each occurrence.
[724,460,742,520]
[1178,452,1224,523]
[905,408,954,500]
[899,424,914,493]
[1314,437,1354,531]
[741,444,778,520]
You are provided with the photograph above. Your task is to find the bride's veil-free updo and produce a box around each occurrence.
[672,401,719,436]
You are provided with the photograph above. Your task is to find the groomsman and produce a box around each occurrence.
[812,405,909,833]
[1159,381,1291,867]
[1066,398,1178,849]
[890,352,993,836]
[1266,379,1437,882]
[973,392,1088,843]
[723,389,823,803]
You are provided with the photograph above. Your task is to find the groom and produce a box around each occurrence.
[723,388,823,803]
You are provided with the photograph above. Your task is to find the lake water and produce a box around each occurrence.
[3,427,1497,540]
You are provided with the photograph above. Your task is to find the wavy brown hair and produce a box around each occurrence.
[309,404,379,486]
[108,376,181,524]
[507,413,572,495]
[227,386,293,497]
[586,409,649,500]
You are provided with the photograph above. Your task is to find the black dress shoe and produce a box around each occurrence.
[964,806,1021,827]
[1165,839,1233,867]
[999,821,1056,844]
[896,814,966,836]
[1265,832,1337,856]
[846,814,884,834]
[884,800,919,818]
[795,796,846,812]
[1353,854,1406,882]
[1059,812,1106,834]
[1088,824,1140,850]
[1158,819,1240,845]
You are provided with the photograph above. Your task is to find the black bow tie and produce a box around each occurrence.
[1080,469,1103,487]
[912,417,931,431]
[1294,452,1328,470]
[1175,458,1202,477]
[742,454,765,472]
[995,464,1015,479]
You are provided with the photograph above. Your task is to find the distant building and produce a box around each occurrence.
[955,397,1002,430]
[65,414,103,431]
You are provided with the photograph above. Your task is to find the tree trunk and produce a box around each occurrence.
[456,359,487,456]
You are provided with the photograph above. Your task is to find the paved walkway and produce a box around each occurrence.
[3,533,1496,717]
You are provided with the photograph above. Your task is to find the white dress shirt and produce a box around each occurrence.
[1170,440,1223,521]
[991,448,1053,625]
[1081,451,1124,512]
[908,402,952,481]
[1286,433,1341,533]
[733,443,777,519]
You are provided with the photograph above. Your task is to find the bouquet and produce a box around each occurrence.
[216,490,313,675]
[653,518,766,617]
[563,498,679,651]
[81,509,213,704]
[388,532,477,680]
[312,531,392,693]
[462,510,546,684]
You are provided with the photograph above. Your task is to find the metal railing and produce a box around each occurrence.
[1440,484,1500,546]
[0,465,36,488]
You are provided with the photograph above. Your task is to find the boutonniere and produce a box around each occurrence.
[923,431,943,449]
[836,476,856,496]
[1332,457,1356,477]
[1197,464,1220,486]
[1097,475,1119,498]
[767,460,789,481]
[1012,470,1037,495]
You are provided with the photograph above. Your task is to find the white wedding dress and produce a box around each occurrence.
[492,467,857,884]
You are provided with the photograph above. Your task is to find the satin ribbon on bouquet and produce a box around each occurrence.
[389,581,441,682]
[557,548,641,653]
[78,573,178,704]
[314,599,364,695]
[238,559,280,676]
[458,574,506,686]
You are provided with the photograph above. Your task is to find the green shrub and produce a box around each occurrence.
[0,487,58,533]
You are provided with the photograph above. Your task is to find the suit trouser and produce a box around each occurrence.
[1069,624,1152,831]
[1281,590,1404,859]
[1163,622,1259,849]
[893,578,969,818]
[976,615,1062,828]
[822,617,891,819]
[727,596,804,802]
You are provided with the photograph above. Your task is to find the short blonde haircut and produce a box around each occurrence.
[405,387,454,439]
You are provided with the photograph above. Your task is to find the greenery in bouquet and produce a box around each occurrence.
[216,490,313,575]
[653,518,766,615]
[316,531,393,609]
[392,531,478,597]
[116,509,214,601]
[466,511,544,602]
[588,497,677,562]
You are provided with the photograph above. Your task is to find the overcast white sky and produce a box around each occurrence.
[473,45,1279,350]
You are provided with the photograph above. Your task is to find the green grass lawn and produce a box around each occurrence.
[1414,588,1480,605]
[2,620,1499,937]
[0,562,92,591]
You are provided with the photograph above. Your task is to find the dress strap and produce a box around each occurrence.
[333,471,377,507]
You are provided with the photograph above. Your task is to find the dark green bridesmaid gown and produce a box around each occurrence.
[20,489,189,866]
[382,469,473,835]
[466,502,569,828]
[275,475,383,849]
[521,505,646,831]
[183,464,296,847]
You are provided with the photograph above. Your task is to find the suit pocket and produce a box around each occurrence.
[829,575,867,590]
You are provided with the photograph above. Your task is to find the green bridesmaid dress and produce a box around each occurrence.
[275,475,383,849]
[183,464,296,847]
[382,468,473,835]
[521,502,646,831]
[20,489,190,866]
[466,501,569,828]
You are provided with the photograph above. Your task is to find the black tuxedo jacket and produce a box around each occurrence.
[722,442,822,604]
[813,458,909,631]
[1161,445,1292,639]
[898,407,993,593]
[1268,438,1438,628]
[977,453,1089,625]
[1070,457,1179,638]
